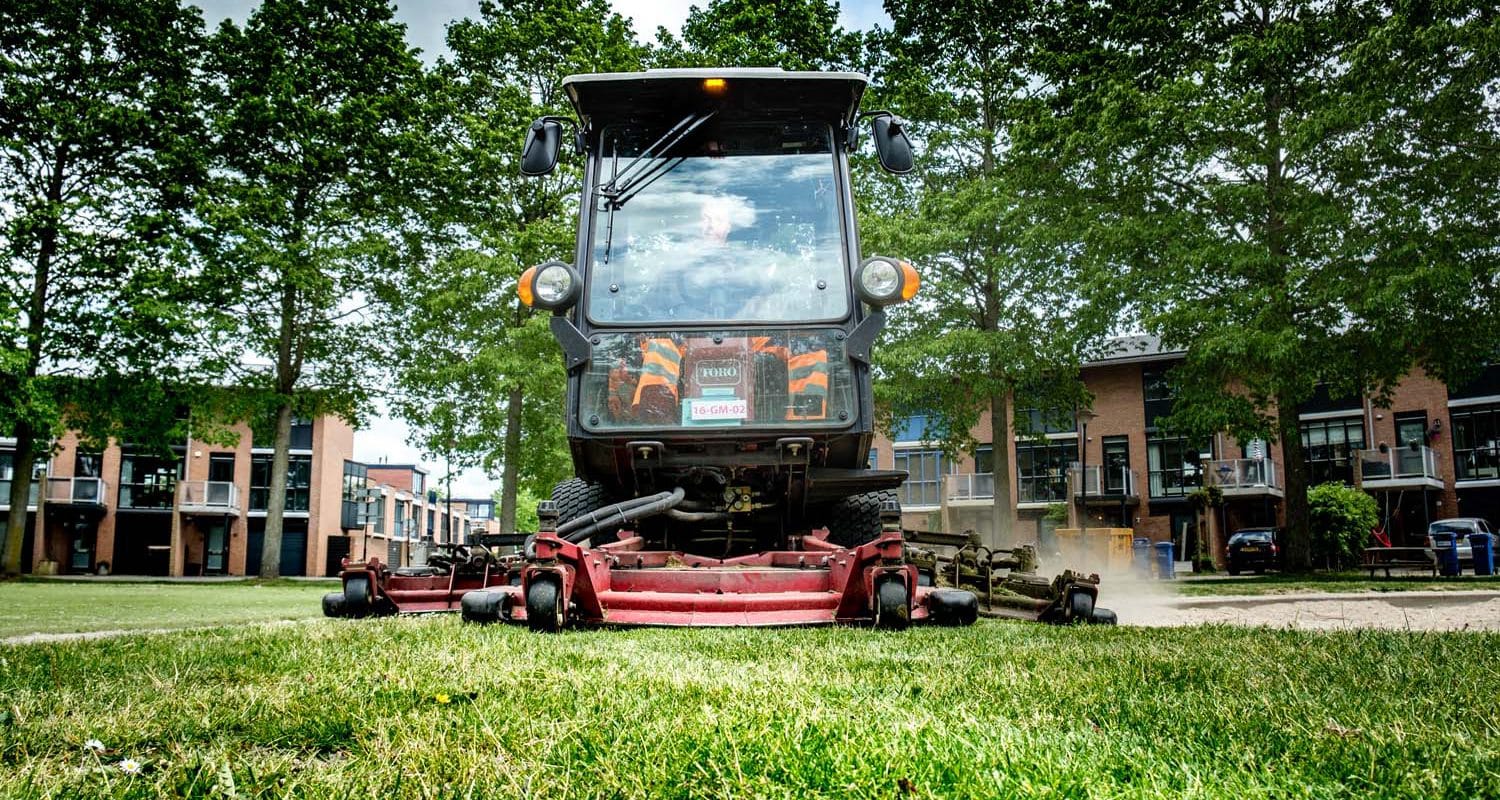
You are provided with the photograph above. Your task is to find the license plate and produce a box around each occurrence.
[689,397,747,421]
[1241,546,1261,553]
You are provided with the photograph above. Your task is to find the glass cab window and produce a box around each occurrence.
[587,122,847,325]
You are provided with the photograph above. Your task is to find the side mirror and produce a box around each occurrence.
[871,114,913,174]
[520,118,563,176]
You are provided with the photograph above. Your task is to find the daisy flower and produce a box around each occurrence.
[83,739,106,754]
[118,758,143,776]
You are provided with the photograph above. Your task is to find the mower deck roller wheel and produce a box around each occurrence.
[551,478,619,545]
[321,592,346,618]
[526,577,565,632]
[826,489,898,548]
[873,577,910,630]
[928,588,979,626]
[461,590,507,624]
[1067,590,1095,623]
[1090,607,1118,625]
[343,574,373,618]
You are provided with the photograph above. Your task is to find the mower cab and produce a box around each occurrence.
[326,69,1110,629]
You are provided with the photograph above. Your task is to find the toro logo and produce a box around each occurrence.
[696,359,741,386]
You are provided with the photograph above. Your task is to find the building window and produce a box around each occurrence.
[868,449,879,469]
[289,418,314,450]
[1102,436,1130,494]
[372,496,386,534]
[1300,417,1365,485]
[1142,366,1176,430]
[467,501,494,521]
[1016,440,1072,504]
[412,473,425,495]
[427,508,436,541]
[975,445,994,475]
[118,451,182,509]
[1017,408,1075,435]
[341,461,368,529]
[250,454,311,512]
[1147,436,1210,498]
[894,449,944,507]
[1452,404,1499,481]
[394,499,410,539]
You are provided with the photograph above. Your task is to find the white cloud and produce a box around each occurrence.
[354,406,498,499]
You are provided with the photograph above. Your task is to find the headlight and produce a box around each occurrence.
[518,261,581,310]
[855,256,920,306]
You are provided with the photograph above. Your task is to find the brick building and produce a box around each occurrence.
[1,423,473,577]
[872,336,1500,565]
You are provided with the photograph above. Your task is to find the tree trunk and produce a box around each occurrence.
[989,392,1015,547]
[259,397,294,578]
[2,424,38,576]
[498,386,523,533]
[1277,394,1312,572]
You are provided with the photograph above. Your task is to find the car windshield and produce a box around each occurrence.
[1430,522,1475,535]
[1231,531,1273,544]
[587,122,847,325]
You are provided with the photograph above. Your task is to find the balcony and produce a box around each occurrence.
[178,481,242,516]
[946,473,997,505]
[0,479,41,511]
[1358,445,1444,490]
[1204,458,1283,498]
[46,477,109,508]
[1071,465,1140,506]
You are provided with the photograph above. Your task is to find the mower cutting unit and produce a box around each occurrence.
[327,68,1110,629]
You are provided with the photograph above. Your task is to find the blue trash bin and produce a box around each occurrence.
[1431,531,1461,577]
[1470,532,1494,577]
[1132,537,1152,578]
[1154,541,1175,580]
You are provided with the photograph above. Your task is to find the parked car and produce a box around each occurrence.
[1426,518,1491,566]
[1227,528,1280,575]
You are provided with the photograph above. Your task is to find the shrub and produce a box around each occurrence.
[1307,482,1379,569]
[1044,503,1068,523]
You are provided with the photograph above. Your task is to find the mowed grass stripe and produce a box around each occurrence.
[1,619,1496,798]
[0,580,332,639]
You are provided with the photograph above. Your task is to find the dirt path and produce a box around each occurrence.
[1109,588,1500,631]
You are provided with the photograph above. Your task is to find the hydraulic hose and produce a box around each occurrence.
[556,491,670,537]
[665,508,730,522]
[563,488,687,544]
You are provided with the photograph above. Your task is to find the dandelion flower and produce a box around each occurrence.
[434,693,451,704]
[118,758,143,775]
[83,739,105,753]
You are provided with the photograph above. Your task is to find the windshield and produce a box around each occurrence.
[587,122,848,325]
[1230,531,1274,544]
[579,329,853,431]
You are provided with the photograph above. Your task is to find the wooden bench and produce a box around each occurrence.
[1362,546,1437,578]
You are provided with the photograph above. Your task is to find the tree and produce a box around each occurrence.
[201,0,424,577]
[860,2,1116,547]
[1017,0,1500,570]
[651,0,864,70]
[1307,481,1378,570]
[389,0,642,534]
[0,0,207,575]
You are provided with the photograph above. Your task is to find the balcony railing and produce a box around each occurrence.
[1204,458,1282,495]
[1359,445,1442,485]
[0,479,41,510]
[946,473,997,503]
[179,480,241,514]
[46,477,108,506]
[1072,465,1138,498]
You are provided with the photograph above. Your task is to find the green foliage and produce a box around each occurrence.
[1,616,1497,796]
[387,0,643,530]
[1307,482,1380,570]
[0,0,210,573]
[1043,503,1068,523]
[651,0,863,70]
[200,0,426,577]
[1013,0,1500,569]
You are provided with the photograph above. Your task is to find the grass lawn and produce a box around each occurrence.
[1176,573,1500,597]
[1,618,1496,798]
[0,579,332,639]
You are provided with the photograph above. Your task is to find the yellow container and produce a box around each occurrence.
[1054,527,1135,572]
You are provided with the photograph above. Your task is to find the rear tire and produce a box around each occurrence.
[526,577,564,633]
[826,490,898,548]
[551,478,619,545]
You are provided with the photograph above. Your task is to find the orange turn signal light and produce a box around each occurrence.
[703,78,727,94]
[517,266,537,307]
[899,260,920,301]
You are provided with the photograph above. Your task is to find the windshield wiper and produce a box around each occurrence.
[599,110,716,211]
[597,110,716,264]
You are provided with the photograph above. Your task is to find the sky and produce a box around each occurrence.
[193,0,892,499]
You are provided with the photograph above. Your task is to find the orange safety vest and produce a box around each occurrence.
[752,337,828,421]
[633,337,683,407]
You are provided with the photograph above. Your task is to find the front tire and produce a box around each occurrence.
[873,577,910,630]
[826,490,898,548]
[551,478,619,545]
